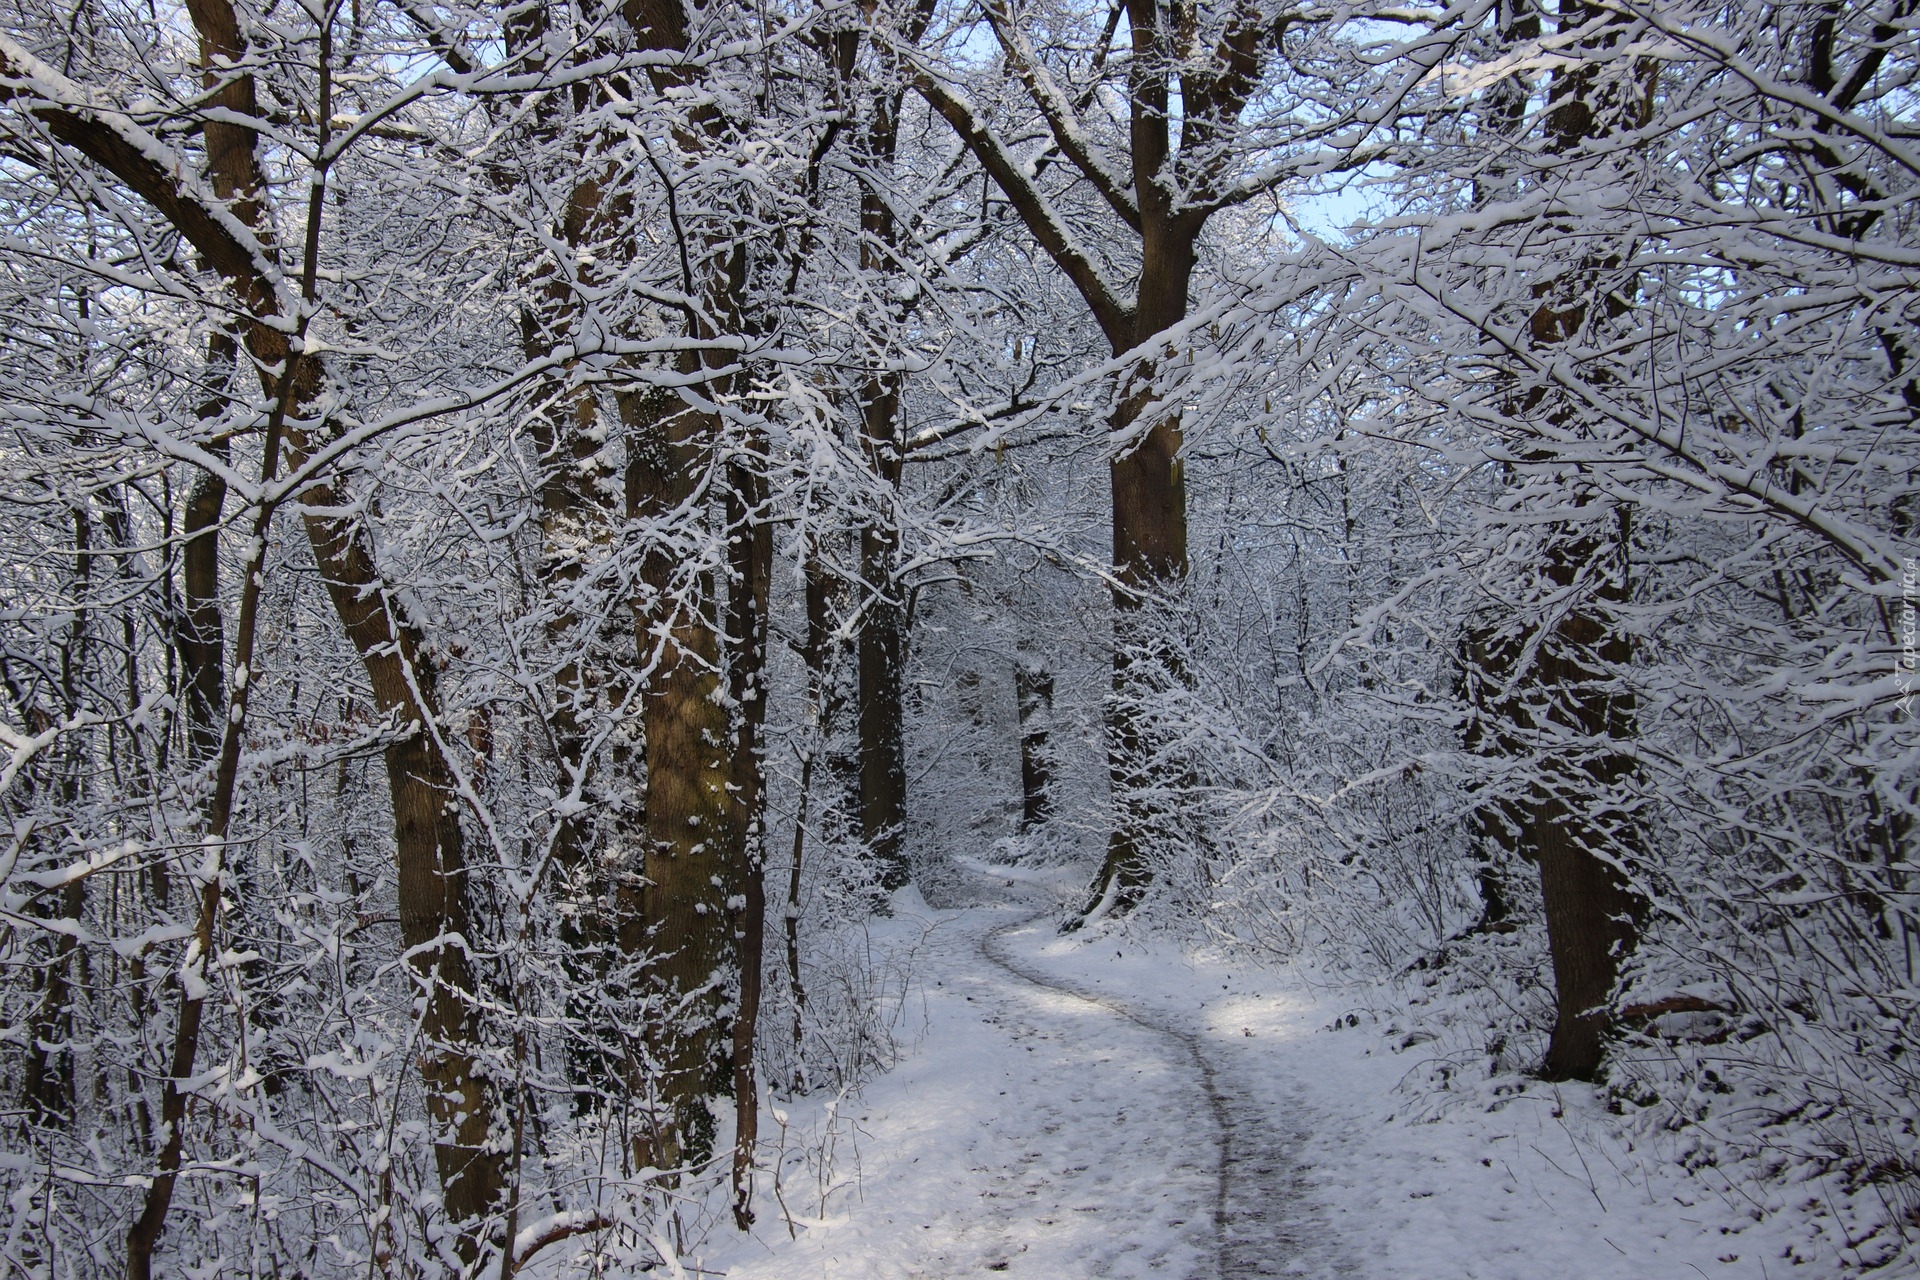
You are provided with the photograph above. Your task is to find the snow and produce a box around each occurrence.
[719,902,1215,1279]
[705,861,1827,1280]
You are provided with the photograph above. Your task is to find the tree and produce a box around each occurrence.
[905,0,1456,910]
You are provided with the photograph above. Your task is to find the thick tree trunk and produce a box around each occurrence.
[1464,530,1642,1080]
[1530,524,1642,1081]
[524,336,630,1108]
[1510,38,1647,1071]
[300,501,508,1245]
[854,84,913,897]
[913,3,1232,914]
[1499,20,1651,1075]
[1089,234,1193,912]
[496,0,654,1107]
[629,609,732,1169]
[1015,658,1054,831]
[624,391,740,1173]
[725,451,772,1227]
[857,370,910,897]
[1080,6,1198,910]
[1534,788,1638,1079]
[532,376,621,888]
[604,0,779,1173]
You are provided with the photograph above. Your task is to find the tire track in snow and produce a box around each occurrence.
[979,912,1345,1280]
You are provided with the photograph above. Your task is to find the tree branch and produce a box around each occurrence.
[912,70,1135,343]
[981,0,1140,231]
[0,35,283,312]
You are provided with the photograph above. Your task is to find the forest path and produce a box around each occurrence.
[976,911,1348,1279]
[716,862,1347,1279]
[714,862,1801,1280]
[723,901,1215,1278]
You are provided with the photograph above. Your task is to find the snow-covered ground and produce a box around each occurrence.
[703,861,1830,1279]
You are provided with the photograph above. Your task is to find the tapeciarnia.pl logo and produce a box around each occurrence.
[1902,557,1917,716]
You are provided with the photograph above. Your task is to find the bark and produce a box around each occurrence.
[120,8,279,1266]
[1485,5,1650,1079]
[20,880,84,1124]
[1463,530,1642,1081]
[783,747,813,1061]
[168,0,252,773]
[21,497,92,1125]
[783,531,846,1075]
[126,403,284,1280]
[495,0,653,1108]
[1089,240,1193,912]
[1535,788,1639,1079]
[857,370,910,896]
[622,387,739,1173]
[515,21,634,894]
[1530,523,1643,1081]
[533,373,622,888]
[589,0,779,1180]
[804,531,858,823]
[177,340,233,768]
[916,0,1246,912]
[519,341,629,1111]
[299,501,506,1235]
[1460,622,1523,933]
[854,72,914,897]
[1015,658,1054,831]
[725,451,772,1228]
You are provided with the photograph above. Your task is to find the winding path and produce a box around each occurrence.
[718,857,1352,1279]
[720,869,1798,1279]
[977,911,1345,1280]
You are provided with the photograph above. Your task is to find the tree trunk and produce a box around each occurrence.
[784,529,846,1077]
[913,0,1229,913]
[857,371,910,897]
[22,496,91,1125]
[300,501,508,1247]
[521,333,629,1109]
[1464,525,1642,1080]
[498,0,656,1107]
[177,337,233,768]
[804,530,859,827]
[1015,657,1053,831]
[725,449,772,1227]
[854,82,913,898]
[1460,622,1523,933]
[1534,788,1638,1079]
[1530,521,1643,1081]
[1504,16,1652,1076]
[1089,230,1193,911]
[623,389,739,1173]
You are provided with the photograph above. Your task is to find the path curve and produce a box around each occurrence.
[977,912,1347,1280]
[979,913,1235,1280]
